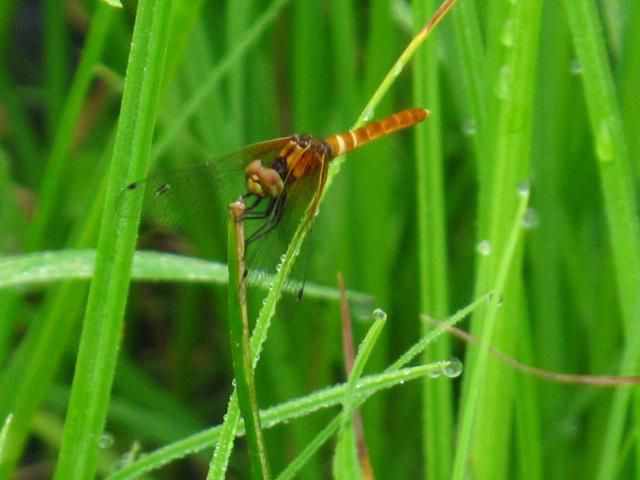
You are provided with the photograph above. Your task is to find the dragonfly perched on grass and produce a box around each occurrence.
[118,108,429,283]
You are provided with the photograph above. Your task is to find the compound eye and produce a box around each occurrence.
[258,168,284,197]
[295,135,309,148]
[245,159,264,179]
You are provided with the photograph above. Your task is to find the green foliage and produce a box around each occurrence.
[1,0,639,479]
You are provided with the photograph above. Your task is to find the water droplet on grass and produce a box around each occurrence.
[522,208,539,229]
[488,292,504,307]
[462,118,477,136]
[477,240,492,256]
[517,180,530,198]
[501,18,515,47]
[596,119,614,162]
[372,308,387,321]
[391,63,404,77]
[362,106,375,122]
[443,358,463,377]
[99,433,114,449]
[570,58,583,75]
[496,65,511,100]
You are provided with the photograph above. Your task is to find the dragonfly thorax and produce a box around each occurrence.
[284,135,332,180]
[244,135,331,199]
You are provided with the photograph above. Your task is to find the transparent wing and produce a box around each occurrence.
[243,152,327,290]
[116,136,326,285]
[116,138,292,233]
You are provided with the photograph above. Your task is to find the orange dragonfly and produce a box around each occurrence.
[119,108,429,278]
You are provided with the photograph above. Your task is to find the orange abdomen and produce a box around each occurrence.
[325,108,430,157]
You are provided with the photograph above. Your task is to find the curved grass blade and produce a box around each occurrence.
[227,201,271,479]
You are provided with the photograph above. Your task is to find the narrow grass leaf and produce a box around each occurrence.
[52,2,173,479]
[333,312,386,479]
[111,366,435,480]
[453,184,532,480]
[562,1,640,478]
[226,203,271,480]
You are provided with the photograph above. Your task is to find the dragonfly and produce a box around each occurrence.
[118,108,429,281]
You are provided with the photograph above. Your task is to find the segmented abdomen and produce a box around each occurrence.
[325,108,430,157]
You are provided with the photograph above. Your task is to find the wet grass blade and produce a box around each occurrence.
[51,1,172,479]
[561,1,640,478]
[227,201,271,480]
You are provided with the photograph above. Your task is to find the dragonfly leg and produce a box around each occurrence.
[243,193,263,212]
[243,196,277,220]
[245,195,286,246]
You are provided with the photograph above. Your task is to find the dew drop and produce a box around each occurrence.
[477,240,492,256]
[427,368,442,379]
[522,208,539,230]
[99,432,114,449]
[501,18,515,47]
[462,118,477,136]
[596,119,614,162]
[488,292,504,307]
[516,180,530,198]
[2,413,13,433]
[443,357,463,378]
[362,106,375,122]
[372,308,387,321]
[496,65,511,100]
[391,63,404,77]
[570,58,583,75]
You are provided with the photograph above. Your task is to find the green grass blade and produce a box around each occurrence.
[333,312,386,479]
[452,0,543,477]
[412,0,454,478]
[0,414,12,464]
[109,365,435,480]
[561,1,640,478]
[207,195,318,478]
[226,204,271,480]
[453,186,532,480]
[387,293,489,373]
[0,250,372,308]
[278,416,342,480]
[52,1,173,478]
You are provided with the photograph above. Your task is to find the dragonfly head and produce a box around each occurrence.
[245,159,284,198]
[294,134,312,148]
[293,134,332,157]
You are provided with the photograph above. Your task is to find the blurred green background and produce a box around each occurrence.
[0,0,639,478]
